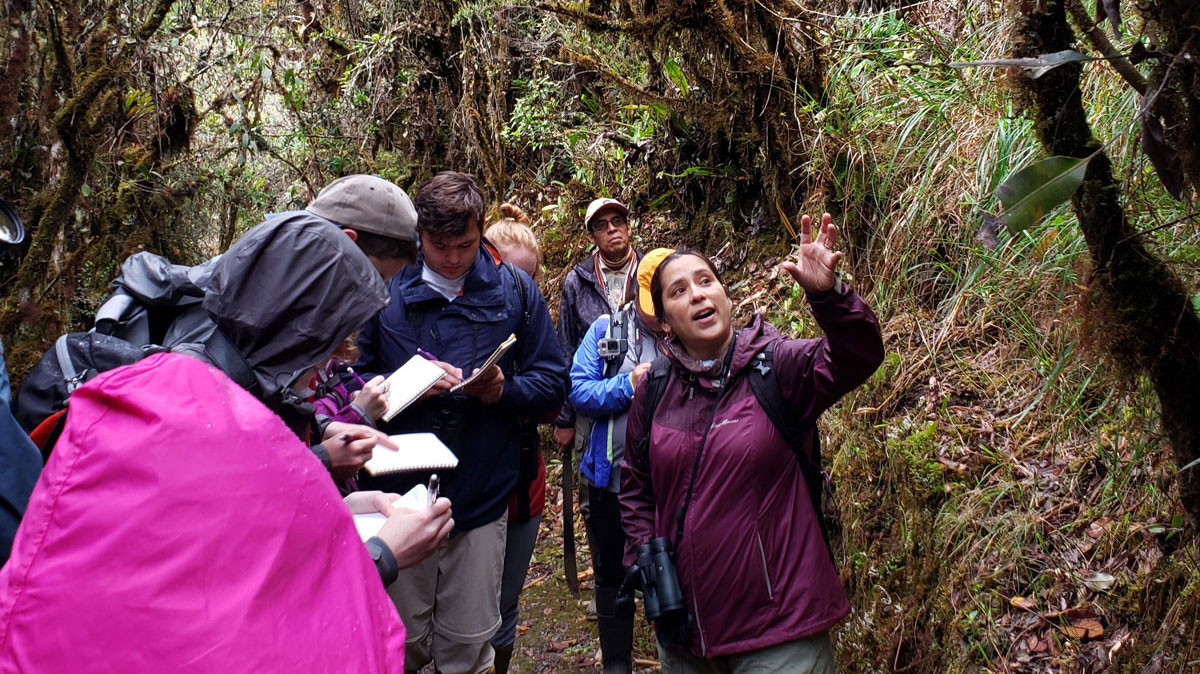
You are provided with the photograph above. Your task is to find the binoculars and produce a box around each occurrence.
[635,537,685,620]
[615,536,692,647]
[619,534,696,647]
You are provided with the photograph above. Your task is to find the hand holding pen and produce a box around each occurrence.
[320,421,399,482]
[416,348,463,400]
[351,372,389,421]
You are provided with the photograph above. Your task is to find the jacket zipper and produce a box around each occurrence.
[685,391,719,657]
[756,531,774,600]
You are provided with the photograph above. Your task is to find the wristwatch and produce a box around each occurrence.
[366,536,399,586]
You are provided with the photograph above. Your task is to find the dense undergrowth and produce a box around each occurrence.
[801,5,1200,672]
[2,0,1199,670]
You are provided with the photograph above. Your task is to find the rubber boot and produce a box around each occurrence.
[595,587,634,674]
[492,645,513,674]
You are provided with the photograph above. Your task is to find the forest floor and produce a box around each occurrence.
[508,460,660,674]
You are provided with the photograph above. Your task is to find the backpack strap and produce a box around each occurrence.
[503,262,530,335]
[627,307,646,362]
[601,308,632,378]
[746,340,834,552]
[633,355,672,465]
[203,328,263,399]
[54,334,84,394]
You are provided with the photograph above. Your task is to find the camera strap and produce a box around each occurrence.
[672,336,740,551]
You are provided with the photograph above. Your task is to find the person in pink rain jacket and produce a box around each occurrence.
[0,216,427,672]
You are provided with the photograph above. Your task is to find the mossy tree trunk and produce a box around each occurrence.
[0,0,178,375]
[1014,2,1200,526]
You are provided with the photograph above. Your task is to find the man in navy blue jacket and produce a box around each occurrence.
[356,171,567,674]
[1,212,42,567]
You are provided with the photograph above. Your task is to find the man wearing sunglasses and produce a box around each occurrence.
[553,198,641,624]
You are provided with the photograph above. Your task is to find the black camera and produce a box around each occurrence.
[597,337,627,359]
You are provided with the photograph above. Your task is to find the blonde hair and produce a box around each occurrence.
[331,332,359,363]
[486,202,543,282]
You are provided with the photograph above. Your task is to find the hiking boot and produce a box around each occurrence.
[492,645,513,674]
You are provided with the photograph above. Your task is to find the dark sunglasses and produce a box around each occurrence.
[589,215,628,232]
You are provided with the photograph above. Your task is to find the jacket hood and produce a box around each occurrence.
[0,353,406,670]
[728,315,781,374]
[203,211,389,395]
[663,314,780,379]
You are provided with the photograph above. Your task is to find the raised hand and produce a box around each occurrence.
[781,213,843,293]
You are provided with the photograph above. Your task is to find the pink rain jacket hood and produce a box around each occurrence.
[0,353,405,672]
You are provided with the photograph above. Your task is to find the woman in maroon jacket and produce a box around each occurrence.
[620,214,885,673]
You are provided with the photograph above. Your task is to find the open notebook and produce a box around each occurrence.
[362,432,459,477]
[448,333,517,393]
[381,355,447,422]
[352,483,430,542]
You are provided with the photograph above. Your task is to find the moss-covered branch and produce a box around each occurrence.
[1015,1,1200,526]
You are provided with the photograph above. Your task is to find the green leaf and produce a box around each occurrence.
[995,156,1090,233]
[949,50,1090,79]
[80,183,91,197]
[664,59,689,97]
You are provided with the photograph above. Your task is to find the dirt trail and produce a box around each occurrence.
[507,462,659,673]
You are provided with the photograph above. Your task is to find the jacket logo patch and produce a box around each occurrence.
[711,418,740,430]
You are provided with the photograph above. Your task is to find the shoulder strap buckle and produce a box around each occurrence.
[750,351,772,378]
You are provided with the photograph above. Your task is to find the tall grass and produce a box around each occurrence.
[793,1,1200,671]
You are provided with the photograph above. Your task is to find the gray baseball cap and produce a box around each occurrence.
[306,175,417,242]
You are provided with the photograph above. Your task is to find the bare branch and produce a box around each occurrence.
[1064,0,1147,95]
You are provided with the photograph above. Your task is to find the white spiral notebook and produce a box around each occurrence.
[381,355,448,422]
[352,483,431,541]
[362,432,459,477]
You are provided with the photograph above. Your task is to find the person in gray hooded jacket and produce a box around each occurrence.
[175,213,452,582]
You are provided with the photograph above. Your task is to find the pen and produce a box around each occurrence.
[417,348,439,361]
[427,474,440,509]
[345,366,367,387]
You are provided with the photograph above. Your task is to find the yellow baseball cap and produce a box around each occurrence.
[636,247,675,317]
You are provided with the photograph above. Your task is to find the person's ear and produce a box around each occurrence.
[342,228,359,242]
